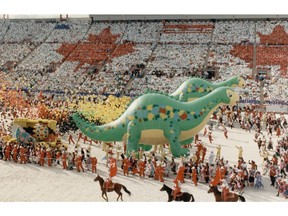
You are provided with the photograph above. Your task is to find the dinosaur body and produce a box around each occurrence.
[170,76,244,102]
[73,87,239,157]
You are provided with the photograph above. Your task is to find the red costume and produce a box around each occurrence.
[122,157,130,176]
[109,157,117,178]
[68,134,75,145]
[224,129,228,139]
[91,157,97,173]
[39,149,45,166]
[176,164,185,183]
[46,149,52,166]
[210,166,221,186]
[208,131,213,143]
[76,155,84,172]
[203,127,207,136]
[138,160,146,178]
[192,167,197,186]
[201,147,207,163]
[20,146,26,164]
[4,144,11,161]
[194,134,199,144]
[62,152,67,169]
[106,157,117,189]
[12,145,18,163]
[173,178,181,200]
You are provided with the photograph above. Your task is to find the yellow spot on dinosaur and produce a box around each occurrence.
[178,110,185,116]
[190,111,195,115]
[160,113,167,119]
[170,112,174,118]
[127,115,134,121]
[198,87,204,92]
[165,105,173,111]
[146,105,153,110]
[148,113,154,121]
[187,88,191,92]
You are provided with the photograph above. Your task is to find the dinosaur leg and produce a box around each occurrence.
[164,122,190,157]
[180,137,194,146]
[126,121,141,155]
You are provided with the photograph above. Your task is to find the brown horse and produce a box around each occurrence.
[94,175,131,202]
[207,185,245,202]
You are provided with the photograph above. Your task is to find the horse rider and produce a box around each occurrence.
[172,178,182,200]
[220,178,230,201]
[106,153,117,192]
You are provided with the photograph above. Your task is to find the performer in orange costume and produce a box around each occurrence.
[68,134,75,145]
[223,127,228,139]
[220,166,226,179]
[91,156,97,173]
[12,145,18,163]
[154,163,160,181]
[192,167,198,186]
[194,134,199,144]
[138,159,146,178]
[220,179,230,201]
[106,155,117,190]
[208,131,213,143]
[276,126,281,137]
[122,156,130,176]
[20,146,26,164]
[62,151,67,170]
[172,178,181,200]
[46,148,52,167]
[210,165,221,186]
[77,132,84,143]
[39,148,45,166]
[176,163,185,183]
[159,163,165,182]
[76,154,84,172]
[201,147,207,163]
[4,143,11,161]
[203,127,207,136]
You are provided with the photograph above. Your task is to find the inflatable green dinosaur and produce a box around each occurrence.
[73,87,239,157]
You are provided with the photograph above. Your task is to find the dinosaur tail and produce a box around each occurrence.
[72,113,124,141]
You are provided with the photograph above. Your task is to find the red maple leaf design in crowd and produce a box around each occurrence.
[230,25,288,77]
[56,28,135,72]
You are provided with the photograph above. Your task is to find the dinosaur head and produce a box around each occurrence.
[217,87,239,106]
[230,76,245,88]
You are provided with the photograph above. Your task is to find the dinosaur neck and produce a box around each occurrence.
[180,91,224,130]
[214,78,233,88]
[72,113,125,141]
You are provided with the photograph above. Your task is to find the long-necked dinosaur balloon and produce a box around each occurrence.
[73,87,239,157]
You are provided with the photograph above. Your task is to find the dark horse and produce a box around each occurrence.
[207,185,245,202]
[94,175,131,202]
[160,184,195,202]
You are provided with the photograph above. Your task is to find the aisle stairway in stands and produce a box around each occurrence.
[120,26,162,96]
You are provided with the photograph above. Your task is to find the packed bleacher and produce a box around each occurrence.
[0,18,287,104]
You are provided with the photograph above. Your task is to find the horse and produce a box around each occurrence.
[94,175,131,202]
[160,184,195,202]
[207,185,245,202]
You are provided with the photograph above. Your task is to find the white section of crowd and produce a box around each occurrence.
[0,19,287,102]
